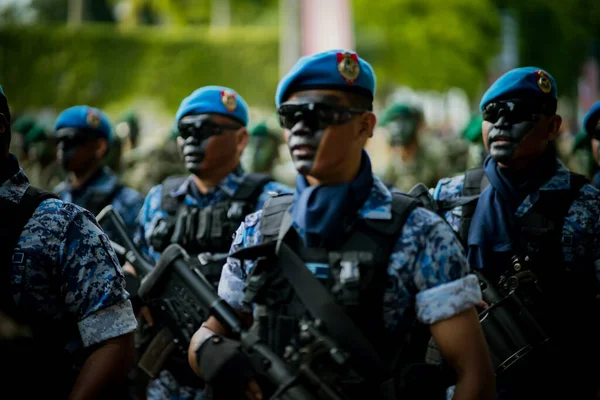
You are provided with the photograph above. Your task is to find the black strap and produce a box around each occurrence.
[0,186,58,321]
[458,168,488,243]
[160,176,188,214]
[232,173,273,202]
[273,193,418,386]
[85,182,123,216]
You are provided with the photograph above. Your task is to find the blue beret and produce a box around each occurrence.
[583,101,600,138]
[54,106,113,143]
[275,49,376,107]
[175,86,249,127]
[480,67,557,111]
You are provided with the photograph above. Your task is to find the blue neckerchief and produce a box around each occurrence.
[467,151,556,270]
[291,150,373,248]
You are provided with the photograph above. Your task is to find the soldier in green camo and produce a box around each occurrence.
[462,113,488,170]
[376,103,447,192]
[242,119,283,174]
[11,115,64,190]
[121,128,187,195]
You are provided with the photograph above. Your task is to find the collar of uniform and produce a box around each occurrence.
[170,166,246,204]
[515,157,569,217]
[67,166,117,198]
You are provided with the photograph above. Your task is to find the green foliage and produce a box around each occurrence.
[352,0,501,98]
[495,0,600,97]
[0,24,279,114]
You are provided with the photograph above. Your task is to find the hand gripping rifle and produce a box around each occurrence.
[96,206,326,400]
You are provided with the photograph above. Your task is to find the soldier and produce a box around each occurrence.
[377,103,447,192]
[134,86,291,399]
[52,105,144,238]
[188,50,495,400]
[432,67,600,399]
[583,101,600,188]
[0,87,138,398]
[243,119,284,175]
[461,114,488,170]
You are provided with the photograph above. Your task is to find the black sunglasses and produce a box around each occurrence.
[178,115,241,140]
[482,101,545,124]
[277,103,368,130]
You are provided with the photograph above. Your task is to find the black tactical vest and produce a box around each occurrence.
[148,173,273,287]
[239,192,445,399]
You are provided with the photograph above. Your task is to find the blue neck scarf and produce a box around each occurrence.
[291,150,373,248]
[467,150,556,270]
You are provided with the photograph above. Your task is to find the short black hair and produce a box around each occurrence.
[0,94,11,149]
[343,91,373,111]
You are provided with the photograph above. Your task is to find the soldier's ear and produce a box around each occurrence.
[236,127,249,154]
[359,112,376,139]
[96,138,109,159]
[547,115,562,141]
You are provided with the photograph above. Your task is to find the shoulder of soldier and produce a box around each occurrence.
[29,198,99,239]
[570,182,600,220]
[431,173,466,201]
[398,206,452,242]
[231,209,265,248]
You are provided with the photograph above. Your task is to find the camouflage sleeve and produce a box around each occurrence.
[134,184,165,262]
[218,210,264,313]
[255,181,293,212]
[60,208,137,347]
[390,208,480,325]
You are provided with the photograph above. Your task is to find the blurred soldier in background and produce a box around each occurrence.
[121,128,187,195]
[11,115,64,189]
[376,103,447,191]
[461,113,488,170]
[52,105,144,238]
[583,101,600,188]
[242,119,284,174]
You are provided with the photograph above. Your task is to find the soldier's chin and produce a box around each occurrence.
[293,158,314,176]
[489,143,517,165]
[185,160,205,175]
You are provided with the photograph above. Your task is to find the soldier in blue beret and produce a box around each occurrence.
[52,105,144,240]
[432,67,600,398]
[583,101,600,188]
[188,50,495,400]
[0,88,137,397]
[134,86,291,400]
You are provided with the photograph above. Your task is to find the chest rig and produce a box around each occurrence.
[243,193,419,375]
[149,173,272,286]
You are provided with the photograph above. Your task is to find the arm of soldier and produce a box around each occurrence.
[188,218,261,400]
[409,210,495,400]
[58,209,137,399]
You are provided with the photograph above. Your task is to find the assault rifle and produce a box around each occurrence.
[96,206,344,400]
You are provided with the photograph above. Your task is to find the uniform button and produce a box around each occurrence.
[212,336,222,344]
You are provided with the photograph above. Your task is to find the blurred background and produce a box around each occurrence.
[1,0,599,193]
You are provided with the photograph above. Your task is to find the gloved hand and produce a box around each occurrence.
[196,335,257,399]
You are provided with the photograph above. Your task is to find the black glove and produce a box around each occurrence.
[196,335,255,399]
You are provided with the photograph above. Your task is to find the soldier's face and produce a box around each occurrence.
[279,90,373,179]
[482,100,561,167]
[57,137,106,172]
[176,114,246,178]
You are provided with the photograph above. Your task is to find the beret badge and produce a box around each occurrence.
[337,52,360,85]
[535,70,552,94]
[221,90,237,112]
[86,109,101,128]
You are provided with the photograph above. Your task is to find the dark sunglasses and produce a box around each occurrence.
[277,103,369,130]
[482,101,545,124]
[55,128,101,147]
[178,116,241,140]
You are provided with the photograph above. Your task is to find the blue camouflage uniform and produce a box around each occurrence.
[52,105,144,239]
[3,159,137,372]
[136,169,291,263]
[219,175,481,335]
[136,86,292,400]
[433,159,600,278]
[54,166,144,238]
[218,50,482,382]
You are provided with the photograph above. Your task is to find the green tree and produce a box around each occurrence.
[352,0,501,99]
